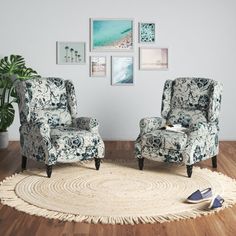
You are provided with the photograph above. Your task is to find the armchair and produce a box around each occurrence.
[16,77,104,177]
[135,78,222,177]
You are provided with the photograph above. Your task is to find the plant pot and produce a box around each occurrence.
[0,131,9,149]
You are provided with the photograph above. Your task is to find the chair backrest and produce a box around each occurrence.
[161,78,223,127]
[16,77,78,127]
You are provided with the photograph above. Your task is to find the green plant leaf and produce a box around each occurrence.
[17,67,39,80]
[10,88,18,98]
[0,74,12,89]
[0,103,15,132]
[0,54,40,131]
[0,55,25,75]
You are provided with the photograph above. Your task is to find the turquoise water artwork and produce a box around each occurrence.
[91,19,133,51]
[112,57,134,85]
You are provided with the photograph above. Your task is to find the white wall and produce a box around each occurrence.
[0,0,236,140]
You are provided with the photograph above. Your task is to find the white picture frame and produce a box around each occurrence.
[139,22,156,43]
[90,18,134,52]
[90,56,106,77]
[139,47,168,70]
[111,56,134,86]
[57,41,86,65]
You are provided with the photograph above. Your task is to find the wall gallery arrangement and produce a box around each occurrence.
[56,18,168,85]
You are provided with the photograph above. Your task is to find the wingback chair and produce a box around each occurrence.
[16,77,105,178]
[135,78,223,177]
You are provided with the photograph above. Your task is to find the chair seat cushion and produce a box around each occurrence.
[51,126,101,148]
[50,126,101,162]
[141,129,188,151]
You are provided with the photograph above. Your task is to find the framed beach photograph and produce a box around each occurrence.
[57,42,86,65]
[90,56,106,77]
[139,47,168,70]
[111,56,134,85]
[90,18,134,51]
[139,23,155,43]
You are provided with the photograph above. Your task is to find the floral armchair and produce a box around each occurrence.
[16,77,105,177]
[135,78,223,177]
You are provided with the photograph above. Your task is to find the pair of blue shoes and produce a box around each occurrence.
[187,188,224,209]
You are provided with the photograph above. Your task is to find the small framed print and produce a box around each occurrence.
[139,47,168,70]
[111,56,134,85]
[57,41,86,65]
[90,56,106,77]
[90,18,134,51]
[139,23,155,43]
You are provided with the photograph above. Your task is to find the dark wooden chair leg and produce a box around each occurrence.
[186,165,193,178]
[22,155,27,172]
[138,158,144,170]
[46,165,52,178]
[212,155,217,168]
[95,158,101,170]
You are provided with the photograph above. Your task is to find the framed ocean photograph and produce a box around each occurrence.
[90,56,106,77]
[111,56,134,85]
[90,18,134,51]
[139,47,168,70]
[57,42,86,65]
[139,23,155,43]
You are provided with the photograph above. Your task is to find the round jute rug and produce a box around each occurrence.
[0,160,236,224]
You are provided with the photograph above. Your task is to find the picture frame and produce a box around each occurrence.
[111,56,134,86]
[139,22,156,43]
[90,18,134,52]
[57,41,86,65]
[139,47,168,70]
[90,56,106,77]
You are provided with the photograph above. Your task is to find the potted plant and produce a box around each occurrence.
[0,55,39,148]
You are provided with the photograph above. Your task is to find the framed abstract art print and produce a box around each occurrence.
[139,23,155,43]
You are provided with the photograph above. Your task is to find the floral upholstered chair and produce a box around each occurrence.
[135,78,222,177]
[16,77,105,178]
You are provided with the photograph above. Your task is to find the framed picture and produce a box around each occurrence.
[90,56,106,77]
[139,23,155,43]
[57,42,86,65]
[111,56,134,85]
[90,18,134,51]
[139,47,168,70]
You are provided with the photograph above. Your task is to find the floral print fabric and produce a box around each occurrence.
[16,77,104,165]
[135,78,223,165]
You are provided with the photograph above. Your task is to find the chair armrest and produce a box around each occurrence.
[21,120,52,147]
[75,117,99,133]
[187,122,209,137]
[139,117,165,135]
[20,120,57,165]
[21,119,51,137]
